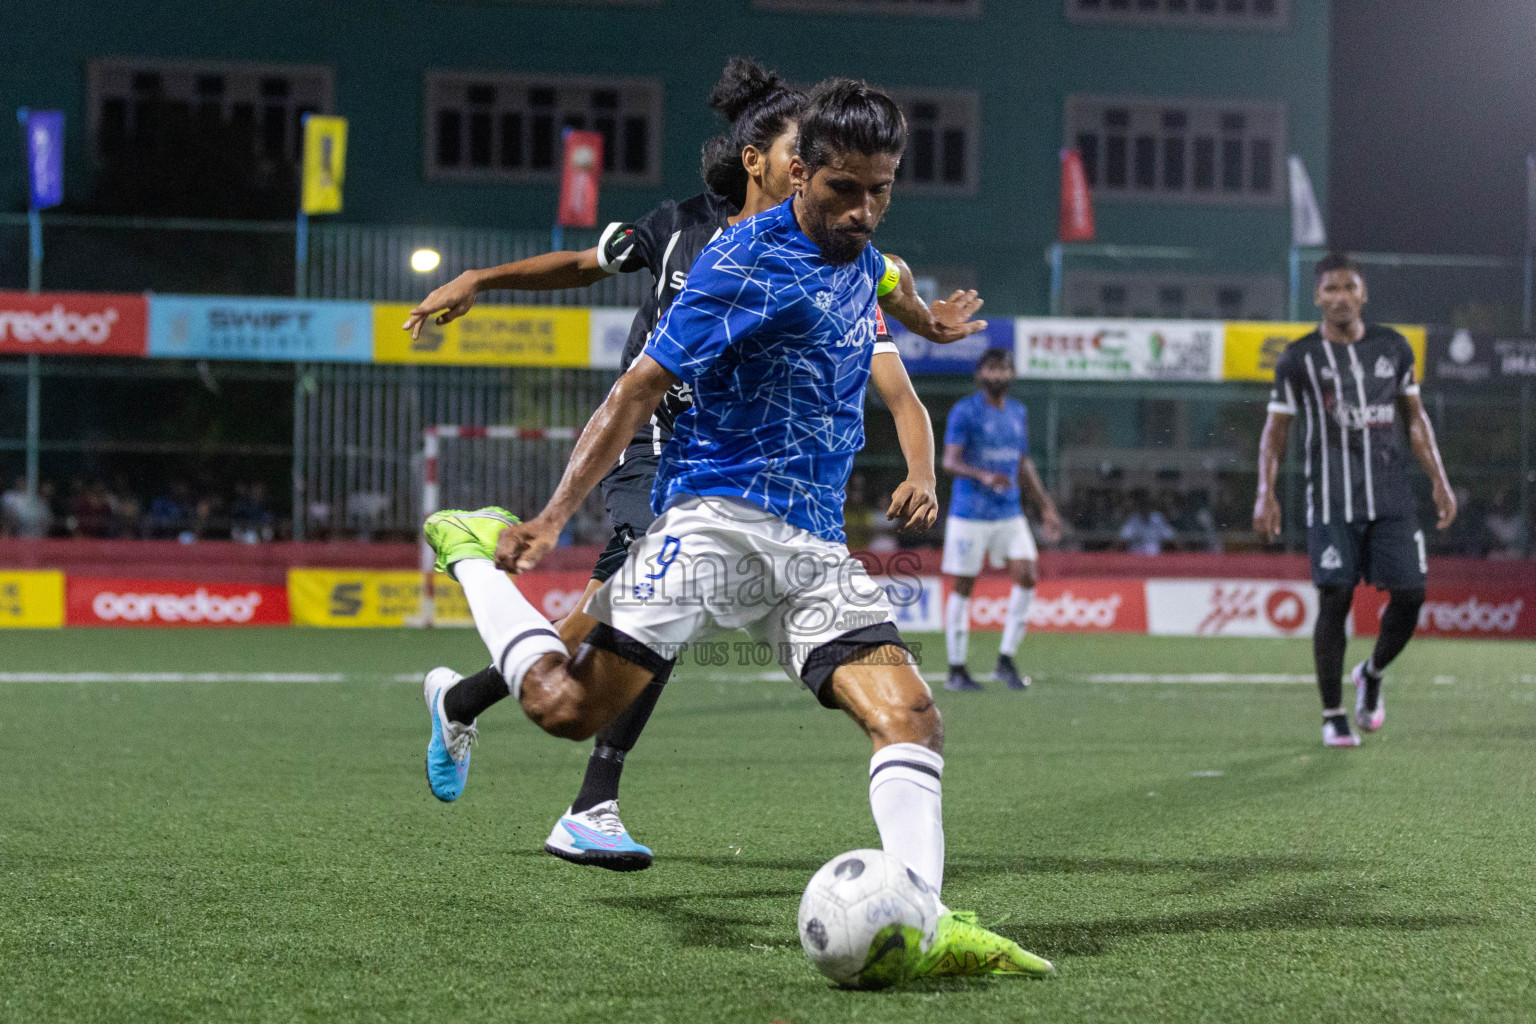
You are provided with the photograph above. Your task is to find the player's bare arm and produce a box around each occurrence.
[869,351,938,532]
[878,253,986,345]
[403,248,608,339]
[497,354,676,574]
[1252,410,1292,542]
[1399,391,1457,530]
[1019,456,1062,543]
[942,442,1009,494]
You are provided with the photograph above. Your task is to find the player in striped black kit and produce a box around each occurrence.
[1253,254,1457,747]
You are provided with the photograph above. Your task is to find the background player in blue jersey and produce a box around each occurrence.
[419,78,1053,978]
[940,348,1062,692]
[403,60,984,870]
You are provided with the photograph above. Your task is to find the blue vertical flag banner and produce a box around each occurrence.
[22,110,65,210]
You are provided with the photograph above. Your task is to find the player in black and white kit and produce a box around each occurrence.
[1253,254,1457,747]
[405,59,987,867]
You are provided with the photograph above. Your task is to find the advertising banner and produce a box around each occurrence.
[372,303,590,366]
[557,129,604,229]
[1352,585,1536,640]
[889,319,1015,375]
[1059,148,1095,243]
[301,115,348,216]
[1225,322,1427,383]
[588,307,639,369]
[0,570,65,628]
[288,569,425,627]
[67,577,289,627]
[149,295,373,362]
[23,109,65,210]
[1427,328,1536,385]
[1146,578,1317,638]
[0,291,148,356]
[945,577,1147,634]
[1014,318,1224,382]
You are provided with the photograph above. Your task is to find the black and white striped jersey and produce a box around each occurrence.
[1268,324,1421,526]
[596,191,737,460]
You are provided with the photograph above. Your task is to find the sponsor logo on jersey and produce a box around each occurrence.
[837,316,879,348]
[1336,403,1396,429]
[669,269,688,293]
[812,290,834,312]
[1375,355,1395,378]
[1320,546,1343,570]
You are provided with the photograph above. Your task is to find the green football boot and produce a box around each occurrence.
[914,911,1054,979]
[423,507,521,580]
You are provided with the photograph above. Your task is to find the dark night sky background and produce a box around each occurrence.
[1330,0,1536,255]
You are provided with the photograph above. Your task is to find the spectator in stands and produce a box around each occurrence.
[68,478,115,538]
[1484,488,1525,559]
[1,476,53,538]
[231,482,275,544]
[145,482,193,539]
[1119,489,1175,556]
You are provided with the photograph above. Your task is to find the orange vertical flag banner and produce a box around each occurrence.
[1059,148,1096,243]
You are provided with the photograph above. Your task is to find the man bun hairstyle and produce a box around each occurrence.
[700,58,806,208]
[796,78,907,176]
[1314,252,1364,282]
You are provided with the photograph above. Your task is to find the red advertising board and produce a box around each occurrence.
[510,571,593,622]
[950,577,1146,633]
[1352,585,1536,640]
[67,577,289,627]
[0,291,148,356]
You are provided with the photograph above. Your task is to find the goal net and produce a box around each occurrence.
[412,424,586,626]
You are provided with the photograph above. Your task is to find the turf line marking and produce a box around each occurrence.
[1433,676,1457,685]
[1086,673,1313,684]
[0,672,351,683]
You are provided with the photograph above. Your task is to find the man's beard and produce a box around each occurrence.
[804,211,871,265]
[982,380,1010,399]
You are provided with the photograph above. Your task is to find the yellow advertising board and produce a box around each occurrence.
[372,304,590,367]
[301,116,348,215]
[0,570,65,627]
[287,569,474,627]
[1224,322,1427,383]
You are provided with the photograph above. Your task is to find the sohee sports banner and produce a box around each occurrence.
[1013,318,1224,381]
[372,303,590,366]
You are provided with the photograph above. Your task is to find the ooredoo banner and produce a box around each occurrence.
[67,577,289,627]
[0,291,148,356]
[946,577,1148,634]
[1353,586,1536,640]
[1146,578,1318,638]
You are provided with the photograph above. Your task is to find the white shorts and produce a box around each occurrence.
[941,515,1037,577]
[586,496,904,706]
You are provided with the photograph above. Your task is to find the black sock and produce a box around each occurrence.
[1363,589,1424,710]
[1314,585,1353,711]
[443,665,509,725]
[569,677,667,814]
[1325,710,1353,735]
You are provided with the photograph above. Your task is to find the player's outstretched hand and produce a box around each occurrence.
[495,515,561,575]
[403,272,479,339]
[888,477,939,533]
[924,289,987,344]
[1432,484,1458,531]
[1252,493,1282,543]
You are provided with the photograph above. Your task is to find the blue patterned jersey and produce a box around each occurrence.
[945,392,1028,521]
[642,198,885,543]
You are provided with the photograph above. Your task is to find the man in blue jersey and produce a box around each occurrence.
[416,78,1053,981]
[940,348,1062,692]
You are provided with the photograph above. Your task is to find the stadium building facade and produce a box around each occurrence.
[3,0,1329,315]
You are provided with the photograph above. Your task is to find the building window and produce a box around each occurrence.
[1066,0,1287,27]
[425,72,661,184]
[891,90,979,195]
[88,59,332,163]
[1063,272,1284,319]
[755,0,980,16]
[1065,96,1284,205]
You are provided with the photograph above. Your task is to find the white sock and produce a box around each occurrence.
[999,585,1035,657]
[454,559,567,698]
[944,592,970,667]
[869,742,945,895]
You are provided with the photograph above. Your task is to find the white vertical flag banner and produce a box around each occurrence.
[1289,155,1326,247]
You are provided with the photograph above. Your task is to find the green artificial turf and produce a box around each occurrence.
[1,627,1534,1023]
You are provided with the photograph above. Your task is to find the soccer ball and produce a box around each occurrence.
[797,848,940,989]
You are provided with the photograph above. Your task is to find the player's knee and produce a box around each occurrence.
[951,576,976,598]
[863,695,943,754]
[1317,584,1353,618]
[518,661,598,741]
[1387,589,1425,619]
[1015,561,1037,588]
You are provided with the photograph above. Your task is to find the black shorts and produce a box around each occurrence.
[592,449,659,584]
[1308,515,1428,591]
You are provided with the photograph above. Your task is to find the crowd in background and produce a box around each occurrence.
[0,476,276,543]
[4,472,1531,559]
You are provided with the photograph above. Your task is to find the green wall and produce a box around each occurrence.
[2,0,1329,312]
